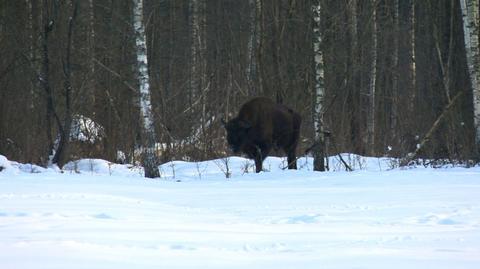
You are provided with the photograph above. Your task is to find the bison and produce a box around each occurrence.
[222,97,301,173]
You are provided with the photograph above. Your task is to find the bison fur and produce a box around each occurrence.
[222,97,301,173]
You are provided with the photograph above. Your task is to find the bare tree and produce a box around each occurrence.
[246,0,259,95]
[408,0,417,121]
[312,0,326,171]
[132,0,159,178]
[256,0,264,96]
[391,0,399,147]
[189,0,207,102]
[87,0,96,106]
[432,0,456,102]
[343,0,359,154]
[39,0,58,165]
[1,0,479,166]
[189,0,208,158]
[26,0,35,109]
[460,0,480,154]
[51,0,79,167]
[349,0,358,49]
[366,0,378,156]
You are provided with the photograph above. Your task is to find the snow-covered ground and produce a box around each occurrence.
[1,154,479,269]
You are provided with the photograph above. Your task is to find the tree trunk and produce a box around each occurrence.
[349,0,357,46]
[88,0,96,106]
[391,0,399,150]
[52,0,79,167]
[460,0,480,153]
[189,0,208,158]
[190,0,199,104]
[367,0,378,156]
[40,0,55,166]
[344,0,358,154]
[133,0,160,178]
[272,2,284,104]
[312,0,326,171]
[26,0,35,110]
[408,0,417,123]
[247,0,259,95]
[189,0,206,103]
[256,0,265,95]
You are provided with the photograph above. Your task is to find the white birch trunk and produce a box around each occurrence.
[460,0,480,150]
[367,0,377,156]
[189,0,206,102]
[189,0,208,157]
[312,0,326,171]
[133,0,159,178]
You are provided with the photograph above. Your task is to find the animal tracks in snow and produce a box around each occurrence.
[404,207,479,227]
[1,155,480,269]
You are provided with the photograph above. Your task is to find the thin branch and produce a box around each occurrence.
[89,56,138,93]
[400,90,464,166]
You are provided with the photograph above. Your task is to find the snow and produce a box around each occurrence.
[69,115,105,143]
[1,154,479,269]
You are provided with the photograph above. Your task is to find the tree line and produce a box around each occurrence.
[0,0,479,175]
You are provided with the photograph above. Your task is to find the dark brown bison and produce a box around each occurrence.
[222,97,301,173]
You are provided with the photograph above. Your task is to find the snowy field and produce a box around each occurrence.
[1,154,479,269]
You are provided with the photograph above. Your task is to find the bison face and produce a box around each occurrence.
[223,118,251,153]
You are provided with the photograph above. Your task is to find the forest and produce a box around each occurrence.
[0,0,479,174]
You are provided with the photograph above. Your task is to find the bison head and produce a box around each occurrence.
[222,118,251,153]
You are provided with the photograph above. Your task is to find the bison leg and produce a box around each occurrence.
[254,146,264,173]
[285,138,299,169]
[286,118,301,170]
[287,150,297,169]
[254,156,263,173]
[253,145,270,173]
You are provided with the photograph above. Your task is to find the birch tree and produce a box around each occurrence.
[312,0,326,171]
[189,0,206,103]
[460,0,480,153]
[132,0,160,178]
[189,0,208,158]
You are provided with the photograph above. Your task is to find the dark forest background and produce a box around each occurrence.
[0,0,478,167]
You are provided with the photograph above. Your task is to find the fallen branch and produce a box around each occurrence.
[400,90,463,166]
[336,154,353,171]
